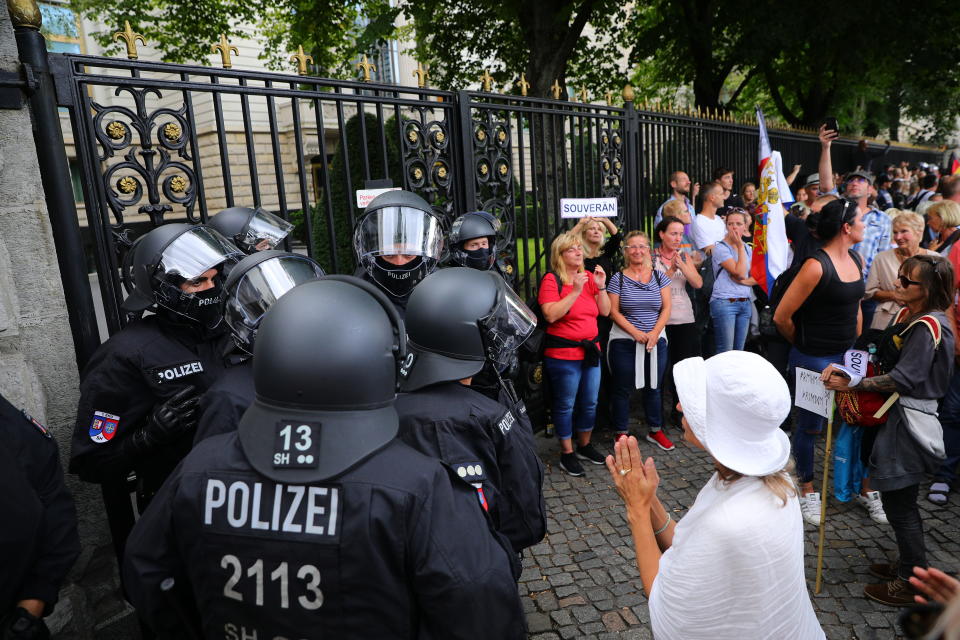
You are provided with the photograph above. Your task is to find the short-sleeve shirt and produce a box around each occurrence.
[538,274,600,360]
[711,241,753,300]
[607,270,671,334]
[691,214,725,251]
[654,252,695,325]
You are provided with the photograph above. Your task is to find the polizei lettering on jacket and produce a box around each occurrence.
[152,361,204,384]
[203,475,341,543]
[497,410,516,435]
[559,197,618,219]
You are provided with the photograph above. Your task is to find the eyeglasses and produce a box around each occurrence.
[898,274,922,288]
[625,244,649,251]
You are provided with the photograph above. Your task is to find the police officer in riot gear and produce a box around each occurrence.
[123,277,526,639]
[449,210,499,270]
[1,393,80,640]
[193,250,325,444]
[70,223,242,557]
[396,267,546,554]
[207,206,294,254]
[353,190,444,314]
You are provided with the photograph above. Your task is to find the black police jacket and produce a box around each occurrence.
[395,382,546,553]
[69,314,228,486]
[123,435,526,639]
[0,393,80,615]
[193,359,254,445]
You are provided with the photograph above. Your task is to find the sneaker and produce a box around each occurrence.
[799,492,822,526]
[858,491,889,524]
[575,444,606,465]
[928,482,950,505]
[559,452,584,477]
[869,563,899,581]
[864,577,918,607]
[646,430,675,451]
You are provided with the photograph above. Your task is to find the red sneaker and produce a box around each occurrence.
[646,430,675,451]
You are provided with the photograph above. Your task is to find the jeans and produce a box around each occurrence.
[934,369,960,484]
[544,356,601,441]
[788,347,847,484]
[880,484,927,580]
[608,337,669,434]
[710,298,752,353]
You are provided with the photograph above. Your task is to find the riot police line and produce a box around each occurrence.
[2,190,546,639]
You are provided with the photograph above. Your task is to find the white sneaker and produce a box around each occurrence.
[799,492,822,526]
[858,490,889,524]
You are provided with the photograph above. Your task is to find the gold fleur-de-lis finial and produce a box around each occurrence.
[517,73,530,97]
[356,54,376,82]
[576,86,589,103]
[622,83,635,103]
[480,69,494,92]
[289,45,313,76]
[551,80,562,100]
[212,34,239,69]
[604,90,613,106]
[413,62,428,88]
[113,20,146,60]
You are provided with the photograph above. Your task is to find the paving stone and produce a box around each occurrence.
[526,612,552,633]
[601,611,627,632]
[571,605,601,624]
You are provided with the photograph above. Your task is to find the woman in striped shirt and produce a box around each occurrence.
[607,231,674,451]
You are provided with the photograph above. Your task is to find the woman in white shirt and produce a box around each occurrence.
[606,350,824,640]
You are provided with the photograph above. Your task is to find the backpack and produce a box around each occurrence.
[516,272,562,433]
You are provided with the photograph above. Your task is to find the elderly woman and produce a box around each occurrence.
[926,200,960,255]
[539,232,610,477]
[824,255,955,606]
[866,211,935,330]
[608,231,673,451]
[607,351,824,639]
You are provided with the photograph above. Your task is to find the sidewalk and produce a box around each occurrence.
[521,426,960,639]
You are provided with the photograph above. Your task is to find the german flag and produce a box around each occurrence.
[950,152,960,175]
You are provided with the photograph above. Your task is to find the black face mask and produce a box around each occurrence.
[460,246,495,270]
[371,255,428,298]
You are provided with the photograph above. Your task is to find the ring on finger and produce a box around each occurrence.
[619,468,632,476]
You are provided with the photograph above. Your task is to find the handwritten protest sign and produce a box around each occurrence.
[795,367,833,418]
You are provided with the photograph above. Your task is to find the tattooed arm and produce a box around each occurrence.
[821,366,898,393]
[853,374,899,393]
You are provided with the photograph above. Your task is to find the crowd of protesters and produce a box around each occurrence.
[541,125,960,628]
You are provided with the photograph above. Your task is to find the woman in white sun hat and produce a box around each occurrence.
[607,350,824,640]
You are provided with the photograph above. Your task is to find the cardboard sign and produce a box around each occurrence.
[356,187,400,209]
[559,197,617,219]
[795,367,834,419]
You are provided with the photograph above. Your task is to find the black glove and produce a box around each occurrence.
[1,608,49,640]
[126,386,200,454]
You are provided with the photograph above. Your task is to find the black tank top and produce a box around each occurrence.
[795,249,865,356]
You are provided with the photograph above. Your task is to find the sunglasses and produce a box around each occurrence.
[898,274,922,288]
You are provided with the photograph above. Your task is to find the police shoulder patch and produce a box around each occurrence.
[495,410,516,436]
[21,409,51,439]
[89,410,120,443]
[149,360,205,385]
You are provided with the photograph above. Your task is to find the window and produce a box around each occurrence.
[39,2,82,54]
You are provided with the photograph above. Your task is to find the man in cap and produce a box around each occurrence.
[123,277,526,639]
[70,223,242,557]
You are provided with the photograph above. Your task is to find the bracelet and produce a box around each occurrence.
[598,287,607,291]
[653,512,671,536]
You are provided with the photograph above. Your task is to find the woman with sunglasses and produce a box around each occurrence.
[774,198,866,526]
[823,254,955,606]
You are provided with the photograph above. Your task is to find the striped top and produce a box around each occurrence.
[607,269,671,332]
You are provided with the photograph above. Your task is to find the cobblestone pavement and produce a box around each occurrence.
[521,423,960,640]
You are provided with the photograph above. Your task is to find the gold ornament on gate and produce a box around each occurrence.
[407,130,419,144]
[356,54,376,82]
[434,131,445,144]
[480,69,494,93]
[479,163,489,176]
[8,0,42,29]
[289,45,314,76]
[413,62,429,88]
[113,20,146,60]
[412,167,423,180]
[117,176,137,194]
[169,176,187,193]
[476,129,486,142]
[551,80,562,100]
[437,165,448,179]
[162,122,181,142]
[106,121,127,140]
[497,130,506,142]
[498,163,508,176]
[212,34,239,69]
[517,73,530,97]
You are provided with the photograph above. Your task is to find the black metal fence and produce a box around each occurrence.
[47,51,941,349]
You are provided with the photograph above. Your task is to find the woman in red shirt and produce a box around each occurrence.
[539,232,611,476]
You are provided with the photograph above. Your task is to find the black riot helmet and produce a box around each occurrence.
[121,223,243,328]
[208,206,294,254]
[223,250,325,354]
[400,267,537,392]
[353,190,444,298]
[237,276,409,483]
[449,211,500,270]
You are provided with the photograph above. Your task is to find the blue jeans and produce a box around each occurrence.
[789,347,846,483]
[544,357,601,441]
[710,298,751,353]
[935,369,960,484]
[608,337,669,434]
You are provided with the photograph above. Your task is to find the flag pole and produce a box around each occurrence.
[814,392,836,594]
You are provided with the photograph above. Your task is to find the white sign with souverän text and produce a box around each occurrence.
[795,367,834,419]
[559,197,618,219]
[356,187,401,209]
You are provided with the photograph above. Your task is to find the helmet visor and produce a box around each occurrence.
[156,227,243,283]
[356,207,444,261]
[225,256,325,342]
[241,208,294,251]
[480,284,537,368]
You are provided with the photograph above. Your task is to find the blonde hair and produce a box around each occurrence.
[892,211,925,237]
[578,219,606,258]
[550,232,585,284]
[662,199,687,219]
[928,200,960,228]
[622,230,652,269]
[715,459,798,507]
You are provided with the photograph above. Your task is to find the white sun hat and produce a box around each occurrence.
[675,351,792,476]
